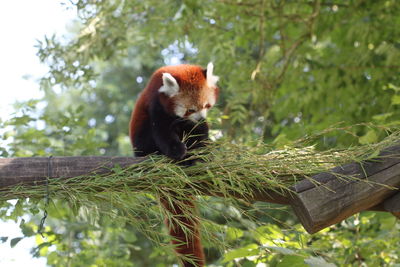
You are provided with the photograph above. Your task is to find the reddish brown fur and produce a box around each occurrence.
[129,64,218,267]
[129,68,162,143]
[160,197,205,267]
[129,64,217,143]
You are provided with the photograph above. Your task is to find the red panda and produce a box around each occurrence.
[129,63,219,266]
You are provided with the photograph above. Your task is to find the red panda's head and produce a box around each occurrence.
[159,63,219,122]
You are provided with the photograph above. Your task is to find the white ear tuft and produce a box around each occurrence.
[159,73,180,97]
[206,62,219,87]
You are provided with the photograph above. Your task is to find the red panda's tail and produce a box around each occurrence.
[160,196,205,267]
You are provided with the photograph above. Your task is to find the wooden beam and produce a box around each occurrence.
[290,145,400,234]
[0,156,144,189]
[292,145,400,193]
[0,156,290,204]
[383,192,400,212]
[0,145,399,233]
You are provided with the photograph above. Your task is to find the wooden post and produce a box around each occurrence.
[383,193,400,219]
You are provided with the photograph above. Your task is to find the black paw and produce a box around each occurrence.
[167,142,187,160]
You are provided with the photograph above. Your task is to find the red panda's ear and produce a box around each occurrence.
[206,62,219,87]
[159,73,180,97]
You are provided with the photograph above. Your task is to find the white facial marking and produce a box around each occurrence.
[159,73,179,97]
[188,109,207,122]
[200,109,208,118]
[174,104,186,117]
[208,93,216,107]
[206,62,219,87]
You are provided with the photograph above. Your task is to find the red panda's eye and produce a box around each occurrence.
[184,109,197,117]
[205,104,211,109]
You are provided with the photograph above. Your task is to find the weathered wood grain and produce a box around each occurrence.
[293,144,400,193]
[383,192,400,212]
[0,156,144,188]
[290,145,400,234]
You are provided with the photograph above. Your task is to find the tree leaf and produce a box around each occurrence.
[223,244,259,262]
[277,255,308,267]
[305,256,336,267]
[391,95,400,105]
[359,130,378,145]
[10,237,23,248]
[266,246,296,255]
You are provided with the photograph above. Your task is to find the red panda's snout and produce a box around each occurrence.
[173,102,211,122]
[175,94,216,122]
[187,108,208,122]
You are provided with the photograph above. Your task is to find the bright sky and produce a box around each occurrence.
[0,0,75,119]
[0,1,75,265]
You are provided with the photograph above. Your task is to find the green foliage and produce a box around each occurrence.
[217,212,400,266]
[1,0,400,266]
[33,0,400,145]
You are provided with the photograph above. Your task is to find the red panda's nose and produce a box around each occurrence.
[188,109,207,122]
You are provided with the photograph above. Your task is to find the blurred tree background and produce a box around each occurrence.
[1,0,400,266]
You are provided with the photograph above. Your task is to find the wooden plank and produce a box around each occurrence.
[0,156,291,204]
[293,144,400,193]
[383,192,400,212]
[0,156,144,188]
[0,146,399,219]
[291,162,400,234]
